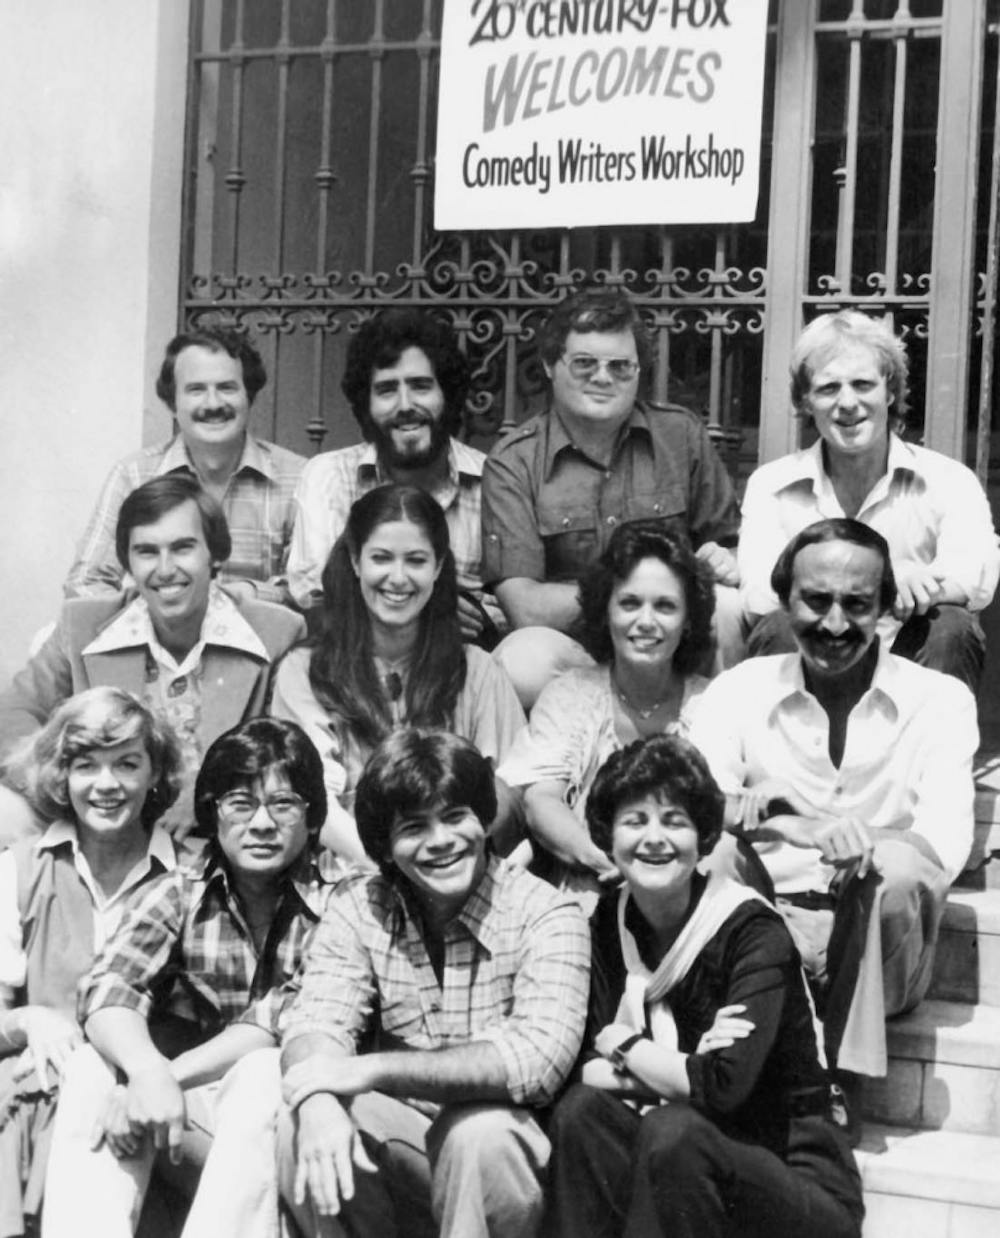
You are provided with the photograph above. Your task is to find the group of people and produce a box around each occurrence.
[0,285,994,1238]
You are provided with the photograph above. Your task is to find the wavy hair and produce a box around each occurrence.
[578,521,715,674]
[789,310,909,430]
[586,734,724,858]
[4,687,182,829]
[307,486,466,749]
[341,309,471,440]
[155,326,267,410]
[355,728,497,870]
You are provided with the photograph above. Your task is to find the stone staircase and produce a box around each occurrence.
[854,756,1000,1236]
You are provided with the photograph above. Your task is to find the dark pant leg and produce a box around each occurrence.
[746,609,798,659]
[625,1105,859,1238]
[890,603,985,692]
[545,1084,642,1238]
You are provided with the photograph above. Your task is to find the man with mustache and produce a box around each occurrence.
[738,311,998,692]
[690,518,978,1137]
[287,309,504,644]
[66,327,304,606]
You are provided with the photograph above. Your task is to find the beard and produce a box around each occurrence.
[371,411,451,471]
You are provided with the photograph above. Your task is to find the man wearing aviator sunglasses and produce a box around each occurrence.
[43,718,342,1237]
[482,286,743,707]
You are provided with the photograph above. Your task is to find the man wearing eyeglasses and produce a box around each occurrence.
[41,719,342,1238]
[482,286,742,707]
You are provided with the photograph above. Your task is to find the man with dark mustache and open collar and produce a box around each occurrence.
[689,517,978,1142]
[286,307,506,647]
[66,326,304,607]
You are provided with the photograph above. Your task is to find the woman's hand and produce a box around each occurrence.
[696,1004,755,1055]
[18,1007,83,1088]
[594,1022,639,1061]
[91,1084,143,1159]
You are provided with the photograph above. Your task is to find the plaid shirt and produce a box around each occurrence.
[282,856,590,1107]
[65,435,305,605]
[79,847,342,1047]
[286,438,503,628]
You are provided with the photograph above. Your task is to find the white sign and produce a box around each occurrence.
[435,0,770,230]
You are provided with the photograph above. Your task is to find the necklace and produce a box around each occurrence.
[612,674,680,721]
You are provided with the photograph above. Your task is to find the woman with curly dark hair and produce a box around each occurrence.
[546,734,863,1238]
[272,485,524,862]
[498,521,714,886]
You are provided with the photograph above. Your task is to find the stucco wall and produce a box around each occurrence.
[0,0,189,684]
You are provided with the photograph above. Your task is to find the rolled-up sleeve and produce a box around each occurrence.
[79,875,187,1024]
[475,898,590,1106]
[281,886,375,1055]
[481,449,545,585]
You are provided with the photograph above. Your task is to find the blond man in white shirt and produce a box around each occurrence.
[738,310,998,691]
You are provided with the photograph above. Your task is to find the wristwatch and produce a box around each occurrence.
[610,1031,647,1075]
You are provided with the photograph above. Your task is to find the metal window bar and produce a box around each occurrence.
[180,2,775,465]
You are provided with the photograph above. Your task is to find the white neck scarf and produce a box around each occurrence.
[614,873,768,1049]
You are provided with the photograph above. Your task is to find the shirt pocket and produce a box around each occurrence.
[537,500,599,581]
[622,487,689,536]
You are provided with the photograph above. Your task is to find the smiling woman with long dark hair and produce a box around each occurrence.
[545,734,863,1238]
[271,485,524,862]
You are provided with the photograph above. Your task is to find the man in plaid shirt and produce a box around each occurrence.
[270,728,590,1238]
[41,719,341,1237]
[65,326,304,607]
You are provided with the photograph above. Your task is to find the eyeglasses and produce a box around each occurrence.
[561,354,640,383]
[215,792,308,826]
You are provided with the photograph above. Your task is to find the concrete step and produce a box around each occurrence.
[857,1124,1000,1237]
[865,1000,1000,1135]
[930,889,1000,1006]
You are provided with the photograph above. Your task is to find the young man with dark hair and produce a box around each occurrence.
[66,326,304,605]
[0,476,304,831]
[287,308,503,642]
[277,727,590,1238]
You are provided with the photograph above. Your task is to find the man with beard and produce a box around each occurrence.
[66,327,304,606]
[287,309,504,643]
[690,518,977,1136]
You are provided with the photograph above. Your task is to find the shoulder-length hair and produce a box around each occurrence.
[577,521,715,674]
[193,717,327,840]
[4,686,182,829]
[308,485,466,749]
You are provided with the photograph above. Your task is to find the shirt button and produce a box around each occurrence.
[430,1001,441,1012]
[488,533,498,542]
[607,516,617,527]
[653,503,662,513]
[562,517,570,527]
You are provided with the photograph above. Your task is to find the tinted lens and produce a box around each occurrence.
[565,355,637,382]
[216,793,306,824]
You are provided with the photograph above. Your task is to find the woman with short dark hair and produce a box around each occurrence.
[546,734,863,1238]
[498,521,713,886]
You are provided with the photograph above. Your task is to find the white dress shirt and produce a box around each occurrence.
[738,435,1000,641]
[689,646,978,890]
